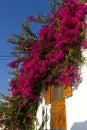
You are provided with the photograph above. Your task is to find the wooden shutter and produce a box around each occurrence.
[45,83,67,130]
[63,84,72,98]
[51,99,66,130]
[51,84,63,102]
[45,83,72,103]
[45,83,51,104]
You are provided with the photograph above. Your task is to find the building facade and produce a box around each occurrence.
[36,4,87,130]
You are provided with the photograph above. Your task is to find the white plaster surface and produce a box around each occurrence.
[66,14,87,130]
[36,86,51,130]
[66,51,87,130]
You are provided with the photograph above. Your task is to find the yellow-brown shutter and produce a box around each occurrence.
[63,84,72,98]
[45,83,68,130]
[51,99,66,130]
[45,83,51,104]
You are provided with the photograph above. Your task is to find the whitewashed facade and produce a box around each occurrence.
[66,13,87,130]
[36,83,51,130]
[36,9,87,130]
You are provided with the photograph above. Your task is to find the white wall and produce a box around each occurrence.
[36,85,51,130]
[36,55,87,130]
[66,62,87,130]
[36,14,87,130]
[66,14,87,130]
[36,45,87,130]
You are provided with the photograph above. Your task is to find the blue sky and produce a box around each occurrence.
[0,0,50,96]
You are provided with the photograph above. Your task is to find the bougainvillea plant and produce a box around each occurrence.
[0,0,87,129]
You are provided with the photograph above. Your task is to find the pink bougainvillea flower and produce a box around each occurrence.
[18,103,23,108]
[38,25,48,38]
[7,0,87,116]
[27,15,34,21]
[8,60,17,68]
[26,112,31,118]
[82,41,87,49]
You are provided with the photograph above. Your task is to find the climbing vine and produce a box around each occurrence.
[0,0,87,129]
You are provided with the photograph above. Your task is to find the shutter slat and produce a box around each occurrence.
[63,84,72,98]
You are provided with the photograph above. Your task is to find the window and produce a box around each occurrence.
[51,84,63,102]
[45,83,72,104]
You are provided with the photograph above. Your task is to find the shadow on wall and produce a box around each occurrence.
[71,121,87,130]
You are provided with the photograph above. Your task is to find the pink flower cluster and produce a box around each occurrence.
[9,0,87,99]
